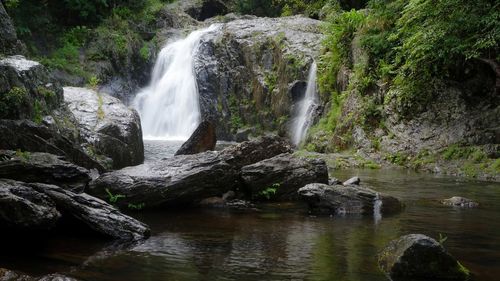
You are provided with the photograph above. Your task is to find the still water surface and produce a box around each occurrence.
[1,141,499,281]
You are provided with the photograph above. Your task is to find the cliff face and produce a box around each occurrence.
[195,15,323,139]
[0,2,25,56]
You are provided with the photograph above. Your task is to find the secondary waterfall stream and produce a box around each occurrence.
[291,62,318,146]
[133,25,218,140]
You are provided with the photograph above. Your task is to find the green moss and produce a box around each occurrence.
[97,93,105,120]
[32,100,44,124]
[15,149,31,162]
[385,152,409,166]
[0,87,28,118]
[139,42,150,61]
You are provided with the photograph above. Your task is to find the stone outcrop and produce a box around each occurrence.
[378,234,471,281]
[298,183,402,216]
[195,15,324,139]
[89,135,293,208]
[241,153,328,200]
[64,87,144,169]
[0,119,106,172]
[0,56,63,120]
[0,179,61,231]
[175,120,217,155]
[0,150,91,192]
[0,268,79,281]
[0,3,25,55]
[29,183,150,241]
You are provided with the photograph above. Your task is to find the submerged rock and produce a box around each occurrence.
[29,182,150,241]
[0,179,61,231]
[441,196,479,208]
[298,183,402,216]
[175,120,217,156]
[0,268,79,281]
[0,119,106,172]
[64,87,144,169]
[241,153,328,200]
[0,150,91,192]
[89,136,292,208]
[378,234,471,281]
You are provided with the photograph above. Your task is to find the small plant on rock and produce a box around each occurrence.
[105,188,125,204]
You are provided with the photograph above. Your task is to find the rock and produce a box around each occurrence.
[184,0,229,21]
[0,268,79,281]
[328,177,342,185]
[175,120,217,156]
[241,153,329,200]
[199,196,225,207]
[88,151,240,208]
[378,234,471,281]
[64,87,144,169]
[219,135,293,168]
[222,190,236,201]
[0,119,106,172]
[343,176,360,186]
[195,15,324,139]
[0,56,63,120]
[235,127,254,142]
[298,183,402,216]
[0,3,25,55]
[0,179,61,231]
[0,150,91,192]
[88,136,291,208]
[28,182,150,241]
[441,196,479,208]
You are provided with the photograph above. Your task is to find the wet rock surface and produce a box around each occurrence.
[0,119,106,172]
[28,182,150,241]
[378,234,470,281]
[241,153,328,201]
[175,120,217,155]
[0,268,79,281]
[195,15,324,139]
[0,150,91,192]
[441,196,479,208]
[0,179,61,231]
[89,136,293,208]
[64,87,144,169]
[0,3,25,55]
[298,183,402,216]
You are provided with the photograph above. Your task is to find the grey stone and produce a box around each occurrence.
[343,176,361,186]
[175,120,217,156]
[0,150,91,192]
[378,234,470,281]
[441,196,479,208]
[64,87,144,169]
[241,153,329,201]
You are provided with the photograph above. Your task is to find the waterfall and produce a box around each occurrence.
[133,25,218,141]
[291,62,318,146]
[374,192,383,224]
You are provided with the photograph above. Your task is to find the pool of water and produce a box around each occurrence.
[1,142,499,281]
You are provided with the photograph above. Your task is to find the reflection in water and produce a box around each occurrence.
[1,163,500,280]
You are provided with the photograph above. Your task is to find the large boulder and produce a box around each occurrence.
[0,150,91,192]
[88,151,240,208]
[175,120,217,156]
[241,153,328,200]
[64,87,144,169]
[0,179,61,231]
[219,135,293,168]
[28,182,150,241]
[0,119,106,172]
[0,56,63,120]
[378,234,471,281]
[195,15,324,139]
[88,135,292,208]
[0,3,25,55]
[298,183,402,216]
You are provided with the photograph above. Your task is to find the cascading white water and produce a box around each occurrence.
[374,192,383,224]
[291,62,318,146]
[133,25,218,140]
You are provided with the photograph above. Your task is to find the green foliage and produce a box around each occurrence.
[258,183,281,200]
[438,233,448,245]
[0,87,28,118]
[88,76,101,90]
[15,149,31,161]
[318,9,366,96]
[128,202,146,210]
[32,100,43,124]
[105,188,125,204]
